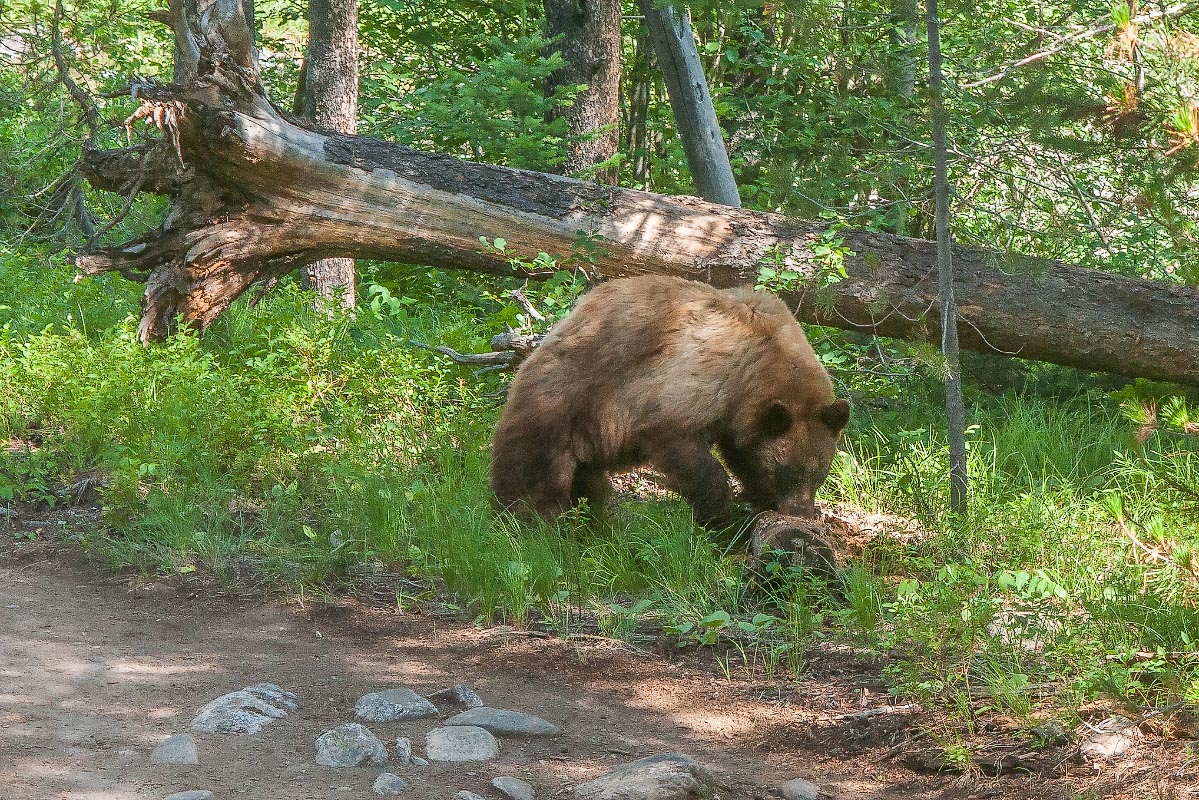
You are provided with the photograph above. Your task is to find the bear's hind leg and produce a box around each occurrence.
[513,452,579,520]
[491,417,577,521]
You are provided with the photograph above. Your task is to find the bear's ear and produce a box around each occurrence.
[760,402,793,437]
[819,399,851,434]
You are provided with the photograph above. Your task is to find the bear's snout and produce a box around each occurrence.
[777,489,819,519]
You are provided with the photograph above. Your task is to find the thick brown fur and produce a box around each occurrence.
[490,275,850,526]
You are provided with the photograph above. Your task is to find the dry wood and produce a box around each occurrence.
[72,0,1199,387]
[640,0,741,205]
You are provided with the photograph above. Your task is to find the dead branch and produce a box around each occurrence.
[965,2,1198,89]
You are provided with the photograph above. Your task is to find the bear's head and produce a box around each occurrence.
[729,398,851,518]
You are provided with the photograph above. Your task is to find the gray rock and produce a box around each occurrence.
[411,755,429,766]
[1079,716,1141,760]
[778,777,819,800]
[372,772,409,796]
[151,734,199,765]
[190,683,297,735]
[355,689,438,722]
[394,736,412,766]
[1032,721,1069,745]
[455,793,486,800]
[315,723,388,767]
[428,684,484,710]
[163,793,213,800]
[575,754,712,800]
[425,725,499,762]
[493,776,535,800]
[987,607,1063,653]
[444,707,560,737]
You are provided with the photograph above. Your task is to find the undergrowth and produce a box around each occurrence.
[2,246,1198,745]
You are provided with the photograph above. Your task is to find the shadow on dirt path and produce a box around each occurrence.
[0,529,1085,800]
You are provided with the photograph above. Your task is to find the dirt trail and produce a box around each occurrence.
[0,530,1057,800]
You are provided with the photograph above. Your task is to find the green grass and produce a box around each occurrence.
[2,247,1198,746]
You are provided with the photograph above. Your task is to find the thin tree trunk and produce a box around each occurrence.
[292,56,308,116]
[543,0,623,182]
[639,0,741,207]
[836,0,851,95]
[72,0,1199,388]
[300,0,358,311]
[927,0,968,512]
[887,0,918,97]
[624,29,653,188]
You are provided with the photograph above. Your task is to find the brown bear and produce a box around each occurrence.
[490,274,850,527]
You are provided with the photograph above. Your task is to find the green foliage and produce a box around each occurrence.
[5,0,1199,759]
[369,35,579,170]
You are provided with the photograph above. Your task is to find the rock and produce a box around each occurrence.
[444,707,560,737]
[575,754,712,800]
[987,607,1063,653]
[455,793,485,800]
[315,723,389,767]
[1032,721,1070,745]
[778,777,819,800]
[150,734,199,765]
[411,755,429,766]
[394,736,412,766]
[163,793,213,800]
[425,725,500,762]
[355,689,438,722]
[190,683,297,735]
[493,775,536,800]
[1079,715,1141,760]
[428,684,484,710]
[372,772,409,796]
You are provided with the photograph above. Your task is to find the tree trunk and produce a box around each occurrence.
[639,0,741,207]
[886,0,918,97]
[927,0,967,512]
[74,0,1199,387]
[299,0,358,311]
[623,29,654,188]
[543,0,623,182]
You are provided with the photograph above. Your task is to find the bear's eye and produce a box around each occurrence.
[760,403,792,437]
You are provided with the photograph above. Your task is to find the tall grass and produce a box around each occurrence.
[2,248,1197,733]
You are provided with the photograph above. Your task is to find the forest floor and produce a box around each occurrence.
[0,509,1184,800]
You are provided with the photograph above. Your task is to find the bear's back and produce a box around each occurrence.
[515,275,832,424]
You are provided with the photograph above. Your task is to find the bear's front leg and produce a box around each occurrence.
[650,438,733,529]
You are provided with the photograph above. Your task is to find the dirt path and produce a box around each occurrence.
[0,529,1080,800]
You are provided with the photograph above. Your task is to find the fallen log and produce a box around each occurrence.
[74,0,1199,385]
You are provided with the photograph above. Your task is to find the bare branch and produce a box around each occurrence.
[965,2,1197,89]
[510,287,546,322]
[51,0,100,138]
[410,341,516,368]
[490,332,544,359]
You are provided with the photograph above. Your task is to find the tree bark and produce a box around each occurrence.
[639,0,741,207]
[543,0,623,182]
[73,0,1199,387]
[623,29,654,188]
[299,0,358,311]
[886,0,918,98]
[927,0,967,512]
